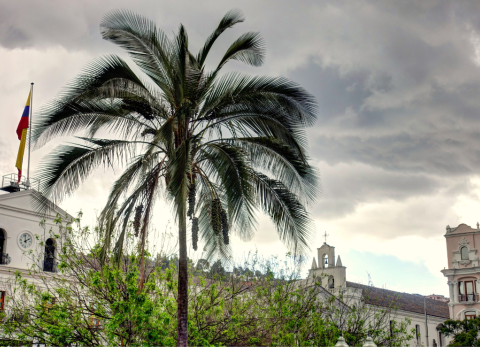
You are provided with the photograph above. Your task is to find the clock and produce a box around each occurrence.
[18,232,33,249]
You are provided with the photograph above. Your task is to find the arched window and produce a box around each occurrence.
[324,254,329,268]
[328,275,334,289]
[0,229,4,254]
[461,247,469,260]
[43,238,56,272]
[0,230,6,265]
[465,311,477,320]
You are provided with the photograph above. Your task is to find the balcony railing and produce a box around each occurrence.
[0,253,11,265]
[43,259,58,273]
[0,173,40,193]
[459,294,479,302]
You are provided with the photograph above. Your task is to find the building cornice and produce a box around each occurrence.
[445,231,480,238]
[0,264,63,281]
[441,268,480,276]
[0,209,61,228]
[0,203,61,221]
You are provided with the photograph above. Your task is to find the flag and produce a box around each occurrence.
[15,91,31,183]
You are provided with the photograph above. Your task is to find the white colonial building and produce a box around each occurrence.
[308,242,453,347]
[0,188,68,313]
[0,180,470,346]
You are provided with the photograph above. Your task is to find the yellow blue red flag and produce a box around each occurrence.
[15,92,31,182]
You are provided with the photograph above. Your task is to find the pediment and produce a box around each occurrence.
[450,223,476,234]
[0,190,67,218]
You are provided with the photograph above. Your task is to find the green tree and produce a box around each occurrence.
[33,9,319,345]
[439,317,480,346]
[0,215,414,346]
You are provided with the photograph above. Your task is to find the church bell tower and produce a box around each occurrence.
[308,237,346,290]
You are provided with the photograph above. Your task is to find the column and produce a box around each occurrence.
[447,281,454,302]
[476,279,480,301]
[453,281,459,303]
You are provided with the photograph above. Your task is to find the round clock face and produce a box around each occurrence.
[19,232,33,249]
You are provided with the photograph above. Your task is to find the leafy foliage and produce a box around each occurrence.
[0,216,415,347]
[439,317,480,346]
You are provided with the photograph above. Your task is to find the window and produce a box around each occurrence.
[465,313,476,320]
[0,291,5,312]
[0,230,6,265]
[328,276,334,289]
[324,255,329,268]
[458,280,477,301]
[43,238,56,272]
[461,246,469,260]
[0,229,5,254]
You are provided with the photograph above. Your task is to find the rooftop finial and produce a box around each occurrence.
[323,230,329,244]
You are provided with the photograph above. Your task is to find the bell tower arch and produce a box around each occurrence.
[309,242,346,290]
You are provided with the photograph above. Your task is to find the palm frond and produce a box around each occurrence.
[199,72,317,127]
[197,143,256,240]
[64,54,145,100]
[197,9,245,66]
[216,32,265,70]
[34,100,145,149]
[199,112,308,161]
[37,138,136,204]
[100,10,175,98]
[253,171,314,256]
[226,137,320,204]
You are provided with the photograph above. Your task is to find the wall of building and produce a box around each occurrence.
[395,309,451,347]
[442,223,480,321]
[0,190,67,280]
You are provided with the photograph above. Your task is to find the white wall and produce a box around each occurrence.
[0,190,67,277]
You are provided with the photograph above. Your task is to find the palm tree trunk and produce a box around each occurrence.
[138,178,157,292]
[177,204,188,347]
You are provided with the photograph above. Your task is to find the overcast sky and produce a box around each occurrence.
[2,0,480,296]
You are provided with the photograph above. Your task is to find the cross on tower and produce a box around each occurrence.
[323,231,329,244]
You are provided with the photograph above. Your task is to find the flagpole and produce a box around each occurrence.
[26,82,33,189]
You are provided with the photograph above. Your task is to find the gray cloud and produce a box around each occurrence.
[2,0,480,238]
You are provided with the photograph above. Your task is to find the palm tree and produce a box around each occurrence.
[33,9,319,346]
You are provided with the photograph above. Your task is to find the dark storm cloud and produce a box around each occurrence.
[280,0,480,220]
[314,164,443,218]
[2,0,480,224]
[290,58,480,177]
